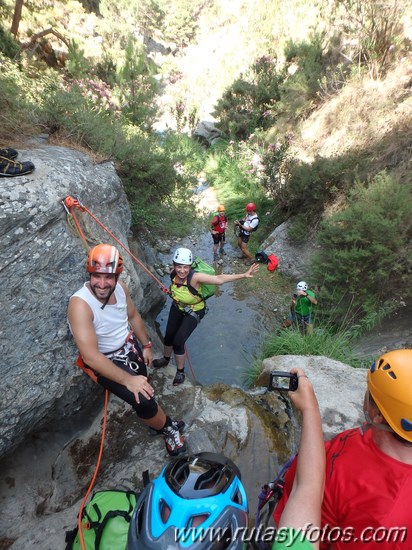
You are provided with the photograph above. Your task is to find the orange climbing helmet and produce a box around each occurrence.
[246,202,256,212]
[367,349,412,442]
[217,204,225,212]
[86,244,124,275]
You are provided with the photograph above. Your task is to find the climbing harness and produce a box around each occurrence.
[253,454,296,549]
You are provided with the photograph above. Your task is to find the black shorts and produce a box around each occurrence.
[212,232,226,245]
[90,336,158,420]
[239,231,250,243]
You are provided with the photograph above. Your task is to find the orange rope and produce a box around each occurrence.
[77,389,109,550]
[184,342,198,384]
[63,196,169,294]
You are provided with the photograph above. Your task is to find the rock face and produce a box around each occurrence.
[193,120,225,146]
[260,220,318,280]
[0,142,163,459]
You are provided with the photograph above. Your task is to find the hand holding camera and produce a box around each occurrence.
[268,371,299,392]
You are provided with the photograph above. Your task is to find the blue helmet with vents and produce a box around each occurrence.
[127,452,248,549]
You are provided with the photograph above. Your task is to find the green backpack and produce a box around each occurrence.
[171,256,216,301]
[65,489,138,550]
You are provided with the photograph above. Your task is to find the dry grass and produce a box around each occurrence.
[296,59,412,182]
[47,132,111,164]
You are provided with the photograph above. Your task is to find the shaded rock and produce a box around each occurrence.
[193,120,225,146]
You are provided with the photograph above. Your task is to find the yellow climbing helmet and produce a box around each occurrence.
[217,204,225,212]
[367,349,412,442]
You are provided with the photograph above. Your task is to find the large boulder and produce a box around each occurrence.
[259,220,318,280]
[0,141,164,459]
[193,120,225,146]
[257,355,368,441]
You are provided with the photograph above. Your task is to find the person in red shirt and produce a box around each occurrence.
[274,349,412,549]
[210,204,228,261]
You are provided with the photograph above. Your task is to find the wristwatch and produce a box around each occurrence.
[142,340,152,349]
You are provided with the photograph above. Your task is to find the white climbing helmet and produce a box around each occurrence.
[173,247,193,265]
[296,281,308,292]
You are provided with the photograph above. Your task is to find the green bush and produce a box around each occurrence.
[115,36,159,129]
[212,55,284,140]
[283,33,325,99]
[275,152,364,224]
[0,25,19,58]
[66,39,92,79]
[0,55,45,138]
[242,324,370,388]
[311,171,412,322]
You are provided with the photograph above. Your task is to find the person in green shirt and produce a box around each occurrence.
[272,368,325,550]
[290,281,317,334]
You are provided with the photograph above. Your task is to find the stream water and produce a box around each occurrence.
[155,240,272,387]
[154,184,276,387]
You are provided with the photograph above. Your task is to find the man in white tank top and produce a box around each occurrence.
[67,244,186,456]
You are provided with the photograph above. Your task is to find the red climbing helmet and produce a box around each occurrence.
[246,203,256,212]
[86,244,124,275]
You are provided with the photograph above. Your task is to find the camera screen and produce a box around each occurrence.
[268,371,298,392]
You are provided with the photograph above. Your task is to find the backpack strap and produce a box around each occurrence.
[84,491,137,550]
[186,270,199,297]
[170,269,200,298]
[94,509,134,549]
[211,215,219,227]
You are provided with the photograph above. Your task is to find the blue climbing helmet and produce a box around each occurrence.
[127,452,248,549]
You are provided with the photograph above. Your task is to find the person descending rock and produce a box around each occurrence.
[0,147,35,177]
[153,247,259,385]
[67,243,186,456]
[210,204,228,261]
[235,202,259,264]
